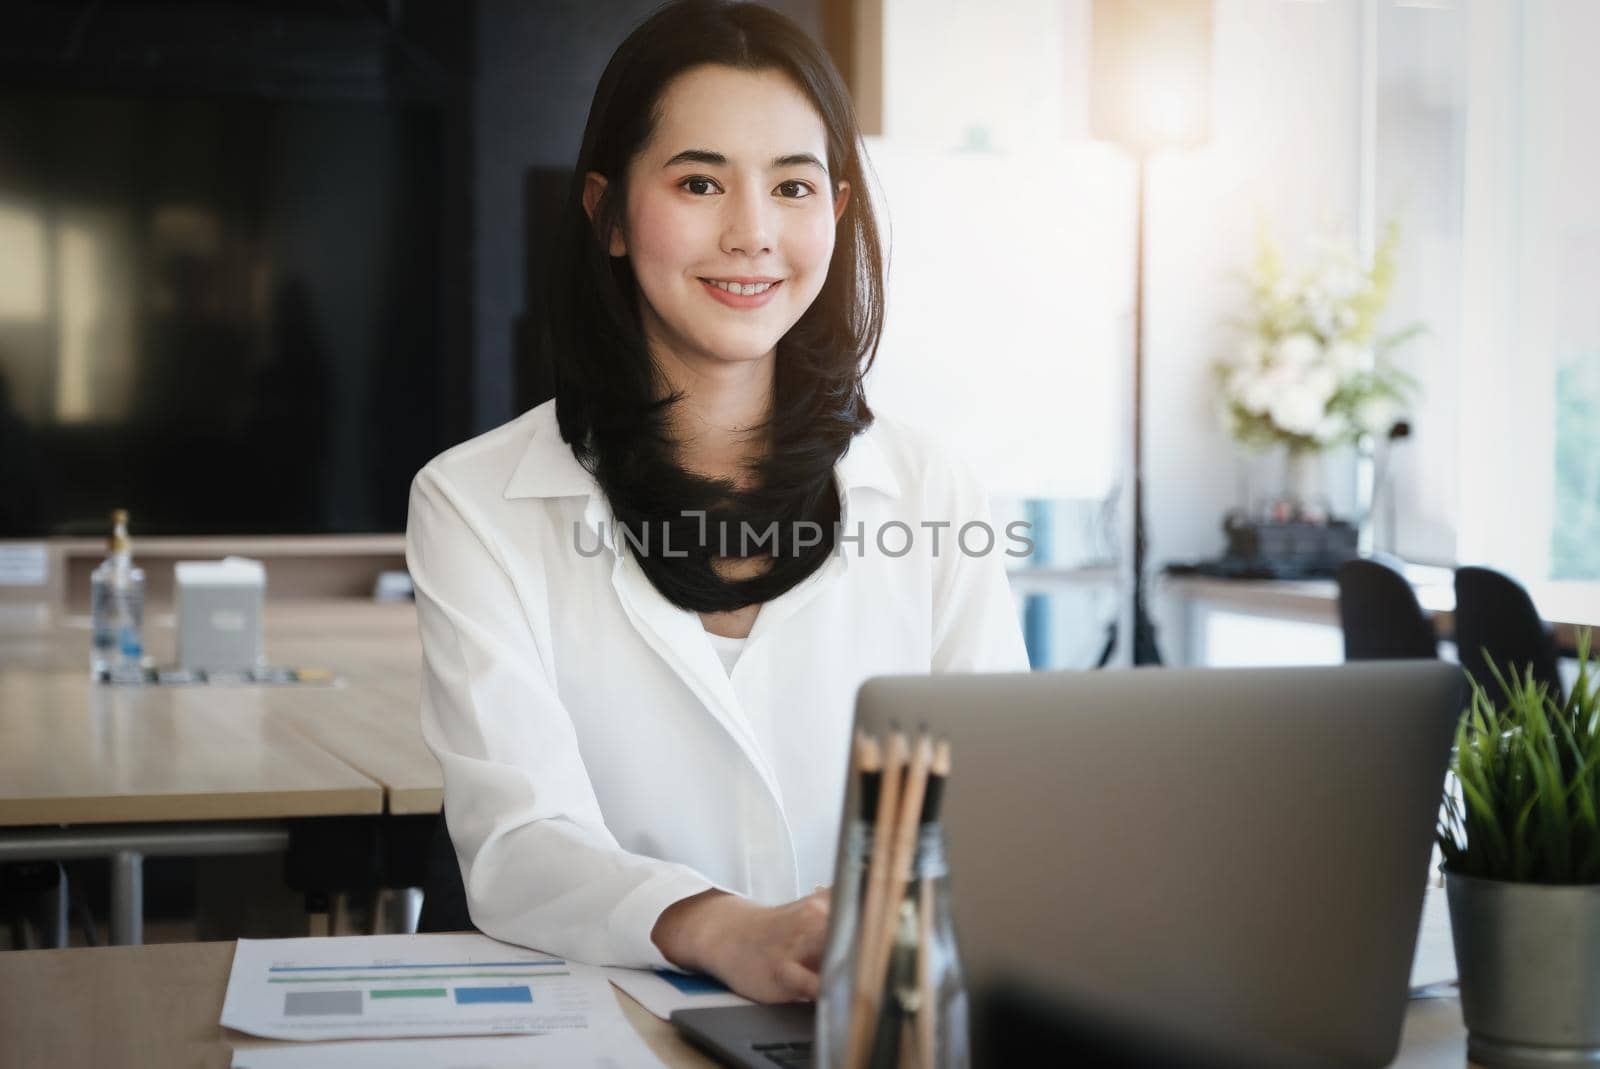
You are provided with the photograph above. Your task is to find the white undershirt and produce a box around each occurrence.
[704,629,747,675]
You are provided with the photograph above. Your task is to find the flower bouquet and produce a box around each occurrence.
[1214,222,1421,523]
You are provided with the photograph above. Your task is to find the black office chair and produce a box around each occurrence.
[1453,565,1565,704]
[1336,555,1438,661]
[417,808,477,934]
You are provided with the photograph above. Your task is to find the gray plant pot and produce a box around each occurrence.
[1445,872,1600,1067]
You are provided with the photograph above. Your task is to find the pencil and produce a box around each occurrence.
[856,731,883,826]
[854,731,933,1068]
[844,729,906,1069]
[851,733,883,933]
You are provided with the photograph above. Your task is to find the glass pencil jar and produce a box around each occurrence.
[816,821,970,1069]
[815,819,873,1066]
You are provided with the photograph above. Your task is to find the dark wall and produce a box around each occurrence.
[469,0,823,434]
[0,0,476,535]
[0,0,830,529]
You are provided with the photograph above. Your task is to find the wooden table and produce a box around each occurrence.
[0,599,442,820]
[251,602,442,815]
[0,601,442,943]
[0,670,385,826]
[0,939,1474,1069]
[0,940,715,1069]
[0,667,386,944]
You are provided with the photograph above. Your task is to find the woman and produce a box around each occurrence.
[405,0,1027,1004]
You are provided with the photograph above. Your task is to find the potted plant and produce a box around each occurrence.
[1212,222,1421,523]
[1438,629,1600,1067]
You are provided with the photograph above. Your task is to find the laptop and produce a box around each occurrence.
[672,662,1462,1068]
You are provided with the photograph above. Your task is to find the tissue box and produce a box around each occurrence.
[176,557,266,672]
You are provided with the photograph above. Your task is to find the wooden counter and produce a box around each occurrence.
[0,939,1475,1069]
[0,940,716,1069]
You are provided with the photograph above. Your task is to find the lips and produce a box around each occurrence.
[698,277,783,309]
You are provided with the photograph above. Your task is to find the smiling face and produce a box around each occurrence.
[585,64,851,378]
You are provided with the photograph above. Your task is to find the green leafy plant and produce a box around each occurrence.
[1439,629,1600,884]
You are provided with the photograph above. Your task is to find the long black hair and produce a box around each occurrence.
[541,0,886,614]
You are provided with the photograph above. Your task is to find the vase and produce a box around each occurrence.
[1272,446,1328,524]
[1445,872,1600,1067]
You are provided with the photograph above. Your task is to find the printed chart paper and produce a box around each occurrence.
[221,933,621,1041]
[230,1030,666,1068]
[605,966,752,1020]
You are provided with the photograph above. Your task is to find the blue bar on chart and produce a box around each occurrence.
[453,986,533,1005]
[652,969,732,995]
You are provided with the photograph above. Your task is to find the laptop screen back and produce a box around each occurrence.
[830,662,1461,1067]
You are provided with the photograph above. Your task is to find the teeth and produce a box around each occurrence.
[706,279,775,296]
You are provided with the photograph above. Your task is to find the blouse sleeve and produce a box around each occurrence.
[928,456,1032,674]
[406,465,720,968]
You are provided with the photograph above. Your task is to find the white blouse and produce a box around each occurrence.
[405,398,1029,970]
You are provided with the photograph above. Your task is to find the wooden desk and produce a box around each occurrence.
[0,940,715,1069]
[0,601,442,818]
[0,668,387,943]
[275,684,442,816]
[0,671,384,827]
[252,602,442,816]
[0,602,441,943]
[0,939,1473,1069]
[1162,574,1600,666]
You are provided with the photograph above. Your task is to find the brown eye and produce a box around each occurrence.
[681,176,718,195]
[776,180,814,199]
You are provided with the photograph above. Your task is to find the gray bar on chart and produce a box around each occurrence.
[283,990,363,1016]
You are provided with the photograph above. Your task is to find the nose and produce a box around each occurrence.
[719,182,774,257]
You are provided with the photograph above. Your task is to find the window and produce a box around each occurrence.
[1377,0,1600,580]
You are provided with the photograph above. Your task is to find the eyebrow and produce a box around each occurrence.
[661,149,829,174]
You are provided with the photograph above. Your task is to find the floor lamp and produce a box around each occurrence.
[1090,0,1213,666]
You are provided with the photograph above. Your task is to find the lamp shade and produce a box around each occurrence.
[1090,0,1214,154]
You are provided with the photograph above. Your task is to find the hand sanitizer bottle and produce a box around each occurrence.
[90,508,147,682]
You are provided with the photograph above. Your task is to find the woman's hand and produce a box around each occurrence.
[652,887,831,1003]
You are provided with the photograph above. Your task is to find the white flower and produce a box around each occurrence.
[1263,364,1340,438]
[1327,341,1371,377]
[1309,299,1341,340]
[1269,388,1326,437]
[1275,332,1322,369]
[1267,375,1329,438]
[1220,227,1417,450]
[1234,366,1279,414]
[1303,365,1338,402]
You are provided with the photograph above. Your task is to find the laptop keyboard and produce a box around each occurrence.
[753,1039,813,1069]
